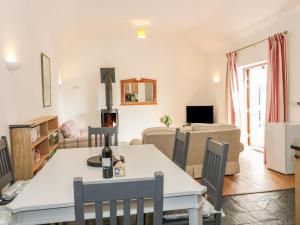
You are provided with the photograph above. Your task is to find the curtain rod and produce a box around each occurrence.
[232,30,288,53]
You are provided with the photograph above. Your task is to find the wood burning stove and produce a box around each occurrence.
[101,109,118,127]
[100,68,118,128]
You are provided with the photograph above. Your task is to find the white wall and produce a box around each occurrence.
[0,0,60,140]
[59,33,208,141]
[206,5,300,123]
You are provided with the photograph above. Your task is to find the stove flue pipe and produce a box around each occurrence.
[100,68,116,110]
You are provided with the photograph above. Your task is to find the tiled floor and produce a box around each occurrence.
[51,190,295,225]
[221,189,295,225]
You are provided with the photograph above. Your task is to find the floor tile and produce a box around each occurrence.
[221,190,295,225]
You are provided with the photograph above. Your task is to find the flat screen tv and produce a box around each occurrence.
[186,106,214,124]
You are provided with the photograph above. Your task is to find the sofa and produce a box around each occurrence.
[58,128,91,149]
[138,123,244,178]
[58,120,127,148]
[57,120,95,148]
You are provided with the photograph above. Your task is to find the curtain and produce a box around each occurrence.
[265,32,288,163]
[225,52,241,126]
[266,33,288,122]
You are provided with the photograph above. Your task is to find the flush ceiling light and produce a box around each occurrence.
[132,19,150,26]
[136,28,146,39]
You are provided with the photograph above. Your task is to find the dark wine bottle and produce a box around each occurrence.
[102,135,113,178]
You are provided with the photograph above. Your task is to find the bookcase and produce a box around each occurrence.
[10,116,60,180]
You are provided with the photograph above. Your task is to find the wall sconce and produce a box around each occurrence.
[212,74,221,83]
[5,50,21,71]
[6,61,22,71]
[58,75,63,86]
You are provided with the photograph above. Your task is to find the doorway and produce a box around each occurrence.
[244,64,267,151]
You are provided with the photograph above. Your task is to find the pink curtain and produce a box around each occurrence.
[265,32,288,162]
[266,33,288,122]
[225,52,240,125]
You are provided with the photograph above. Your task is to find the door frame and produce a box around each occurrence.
[243,62,267,149]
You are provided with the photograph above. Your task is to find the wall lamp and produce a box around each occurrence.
[6,61,22,71]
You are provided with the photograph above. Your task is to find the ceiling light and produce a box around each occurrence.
[132,19,150,26]
[137,29,146,39]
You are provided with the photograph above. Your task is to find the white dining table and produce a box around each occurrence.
[6,144,206,225]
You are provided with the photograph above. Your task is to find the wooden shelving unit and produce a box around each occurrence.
[10,116,60,180]
[49,143,60,155]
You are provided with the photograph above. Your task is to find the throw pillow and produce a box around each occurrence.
[61,120,80,138]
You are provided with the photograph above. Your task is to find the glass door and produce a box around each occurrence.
[245,64,267,151]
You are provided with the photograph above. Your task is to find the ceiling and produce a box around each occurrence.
[32,0,299,52]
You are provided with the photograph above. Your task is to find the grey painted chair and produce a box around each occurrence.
[88,126,118,147]
[172,129,190,170]
[164,137,229,225]
[73,171,164,225]
[201,137,229,225]
[0,136,14,197]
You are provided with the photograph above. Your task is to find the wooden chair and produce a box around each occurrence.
[164,137,229,225]
[0,136,14,197]
[201,137,229,225]
[172,129,190,170]
[73,171,164,225]
[88,126,118,147]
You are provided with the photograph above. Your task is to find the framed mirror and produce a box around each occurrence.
[41,53,51,107]
[120,78,157,105]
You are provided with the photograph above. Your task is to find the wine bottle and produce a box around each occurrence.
[102,135,113,178]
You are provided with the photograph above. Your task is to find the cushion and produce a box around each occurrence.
[163,197,223,221]
[202,197,222,217]
[192,123,235,131]
[0,180,30,225]
[60,120,80,138]
[180,126,193,132]
[142,127,177,136]
[0,206,10,225]
[129,139,143,145]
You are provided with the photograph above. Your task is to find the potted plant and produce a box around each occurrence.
[160,115,172,127]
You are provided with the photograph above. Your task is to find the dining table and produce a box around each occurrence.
[6,144,206,225]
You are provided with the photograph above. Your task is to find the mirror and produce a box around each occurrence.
[121,78,157,105]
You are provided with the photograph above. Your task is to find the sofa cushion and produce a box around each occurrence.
[180,126,193,132]
[142,127,177,136]
[191,123,235,131]
[60,120,80,138]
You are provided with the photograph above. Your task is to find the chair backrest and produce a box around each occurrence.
[0,136,14,193]
[201,137,229,224]
[172,128,190,170]
[74,172,164,225]
[88,126,118,147]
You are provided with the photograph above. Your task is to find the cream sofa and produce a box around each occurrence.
[140,123,244,178]
[58,128,91,149]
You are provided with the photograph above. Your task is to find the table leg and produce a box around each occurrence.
[188,207,203,225]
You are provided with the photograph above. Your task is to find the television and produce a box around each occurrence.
[186,106,214,124]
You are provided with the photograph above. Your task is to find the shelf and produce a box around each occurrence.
[48,128,58,136]
[32,154,48,173]
[31,136,48,149]
[28,116,57,127]
[49,143,59,155]
[10,115,58,180]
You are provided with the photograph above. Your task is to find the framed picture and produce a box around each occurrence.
[41,53,51,107]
